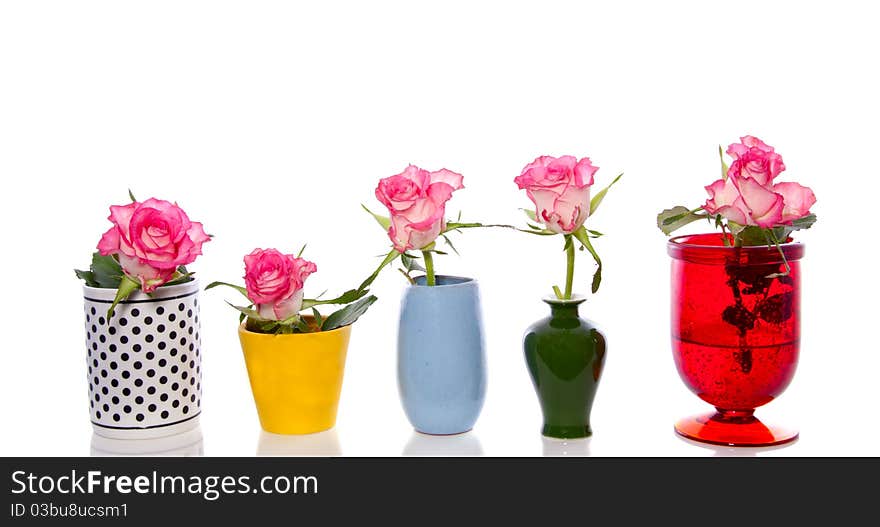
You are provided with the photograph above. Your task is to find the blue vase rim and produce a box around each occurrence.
[411,275,476,288]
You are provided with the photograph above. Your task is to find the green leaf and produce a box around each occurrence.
[789,213,817,231]
[80,253,125,288]
[357,249,400,292]
[164,267,195,287]
[719,145,729,181]
[727,220,747,237]
[589,172,623,215]
[400,252,426,273]
[311,307,323,328]
[107,275,140,319]
[733,225,773,246]
[733,217,815,248]
[586,229,604,237]
[322,295,378,331]
[521,208,538,222]
[302,288,368,309]
[74,269,99,287]
[656,206,707,236]
[572,227,603,294]
[441,234,460,256]
[362,204,391,231]
[443,221,483,231]
[521,228,557,236]
[227,301,263,320]
[562,235,573,251]
[293,316,313,333]
[205,281,250,300]
[245,316,287,333]
[241,310,317,335]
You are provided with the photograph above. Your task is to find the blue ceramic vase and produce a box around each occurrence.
[397,275,487,435]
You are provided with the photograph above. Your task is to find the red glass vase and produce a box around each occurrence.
[668,233,804,447]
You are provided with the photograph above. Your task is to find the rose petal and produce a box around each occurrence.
[376,175,421,212]
[527,188,563,227]
[268,289,304,321]
[573,157,598,188]
[774,181,817,223]
[704,178,751,225]
[97,227,121,256]
[737,177,784,227]
[398,164,431,188]
[428,168,464,190]
[389,212,442,251]
[740,135,774,151]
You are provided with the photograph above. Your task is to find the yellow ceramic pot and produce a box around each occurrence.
[238,321,351,435]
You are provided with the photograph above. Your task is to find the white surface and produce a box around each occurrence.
[1,1,877,457]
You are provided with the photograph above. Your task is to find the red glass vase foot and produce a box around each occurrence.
[674,410,798,447]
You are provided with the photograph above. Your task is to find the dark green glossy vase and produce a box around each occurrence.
[523,296,606,439]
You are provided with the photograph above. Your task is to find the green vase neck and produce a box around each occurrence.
[543,296,586,319]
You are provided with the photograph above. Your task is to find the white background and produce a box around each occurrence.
[1,1,877,457]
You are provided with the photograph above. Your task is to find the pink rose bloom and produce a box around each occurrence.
[97,198,211,292]
[244,248,317,320]
[704,136,816,228]
[375,164,464,252]
[514,155,598,234]
[726,135,786,186]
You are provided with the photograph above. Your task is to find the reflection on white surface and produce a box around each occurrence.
[257,428,342,456]
[402,431,484,456]
[90,426,204,456]
[676,435,799,457]
[542,436,592,457]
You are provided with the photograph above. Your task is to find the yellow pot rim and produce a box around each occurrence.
[237,319,353,338]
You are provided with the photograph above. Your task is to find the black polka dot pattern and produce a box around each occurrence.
[84,288,202,430]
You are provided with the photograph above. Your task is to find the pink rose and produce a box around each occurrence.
[375,164,464,252]
[726,135,786,186]
[97,198,211,292]
[704,136,815,228]
[514,155,598,234]
[244,248,317,320]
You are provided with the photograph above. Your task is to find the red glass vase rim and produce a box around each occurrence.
[667,233,804,265]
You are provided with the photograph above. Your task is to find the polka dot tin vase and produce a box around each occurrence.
[83,280,203,439]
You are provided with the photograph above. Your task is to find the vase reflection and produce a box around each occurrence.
[676,434,798,457]
[402,430,484,456]
[90,426,204,456]
[542,436,591,457]
[256,428,342,456]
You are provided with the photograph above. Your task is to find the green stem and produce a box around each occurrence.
[765,229,791,278]
[564,235,575,300]
[422,250,436,286]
